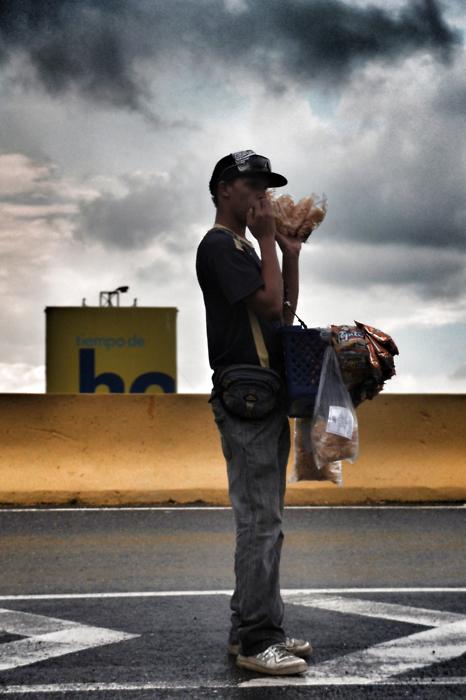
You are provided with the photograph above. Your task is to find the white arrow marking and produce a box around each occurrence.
[240,594,466,687]
[285,593,465,627]
[0,608,139,671]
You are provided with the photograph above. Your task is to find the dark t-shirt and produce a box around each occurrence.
[196,227,285,383]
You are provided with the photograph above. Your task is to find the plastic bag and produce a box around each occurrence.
[289,417,343,486]
[311,346,359,469]
[266,191,328,242]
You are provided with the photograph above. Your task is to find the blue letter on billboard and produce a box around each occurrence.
[79,349,125,393]
[130,372,175,393]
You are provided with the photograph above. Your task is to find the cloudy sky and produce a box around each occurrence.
[0,0,465,394]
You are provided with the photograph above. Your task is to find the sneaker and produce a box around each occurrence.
[236,643,308,675]
[228,636,312,658]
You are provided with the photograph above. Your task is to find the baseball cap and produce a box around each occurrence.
[209,150,288,195]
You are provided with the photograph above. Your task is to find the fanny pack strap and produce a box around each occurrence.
[247,307,270,369]
[210,225,271,370]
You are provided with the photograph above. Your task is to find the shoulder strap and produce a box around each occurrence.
[247,307,270,369]
[209,224,255,252]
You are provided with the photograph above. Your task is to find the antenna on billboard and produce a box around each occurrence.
[99,286,129,307]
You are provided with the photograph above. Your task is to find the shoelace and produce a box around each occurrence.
[259,643,292,662]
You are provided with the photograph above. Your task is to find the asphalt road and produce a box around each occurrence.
[0,505,465,699]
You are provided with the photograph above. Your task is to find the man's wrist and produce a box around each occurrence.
[258,233,278,248]
[281,247,300,259]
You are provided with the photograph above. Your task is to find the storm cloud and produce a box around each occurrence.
[74,169,211,250]
[0,0,460,113]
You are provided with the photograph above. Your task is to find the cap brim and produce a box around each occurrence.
[267,172,288,188]
[242,170,288,187]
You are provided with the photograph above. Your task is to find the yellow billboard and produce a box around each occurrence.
[45,307,177,393]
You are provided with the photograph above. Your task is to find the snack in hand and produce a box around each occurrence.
[267,191,328,241]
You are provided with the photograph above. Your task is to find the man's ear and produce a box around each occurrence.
[217,180,231,201]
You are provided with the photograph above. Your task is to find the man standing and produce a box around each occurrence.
[196,151,311,675]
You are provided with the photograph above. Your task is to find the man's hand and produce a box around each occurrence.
[275,231,302,257]
[247,197,276,242]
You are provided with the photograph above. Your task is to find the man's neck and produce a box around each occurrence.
[214,215,246,238]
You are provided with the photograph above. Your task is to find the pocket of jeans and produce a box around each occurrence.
[219,434,233,462]
[210,396,226,426]
[210,399,233,461]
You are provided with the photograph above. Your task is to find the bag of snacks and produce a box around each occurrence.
[331,321,399,406]
[290,416,343,486]
[311,346,359,469]
[267,191,327,242]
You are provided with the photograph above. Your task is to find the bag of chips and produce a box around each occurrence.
[311,346,359,469]
[331,321,399,406]
[267,191,328,242]
[290,417,343,486]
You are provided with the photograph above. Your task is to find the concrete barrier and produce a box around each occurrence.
[0,394,465,505]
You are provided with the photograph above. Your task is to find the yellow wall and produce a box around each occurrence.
[0,394,464,505]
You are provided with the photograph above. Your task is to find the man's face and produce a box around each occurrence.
[221,174,269,221]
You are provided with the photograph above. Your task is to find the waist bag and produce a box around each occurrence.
[216,363,283,419]
[210,225,284,419]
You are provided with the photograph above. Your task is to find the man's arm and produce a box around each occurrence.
[245,198,284,321]
[277,233,302,326]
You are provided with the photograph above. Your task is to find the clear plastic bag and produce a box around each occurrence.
[289,417,343,486]
[266,191,328,242]
[311,346,359,469]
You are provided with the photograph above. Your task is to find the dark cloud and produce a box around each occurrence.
[0,1,144,109]
[74,170,210,250]
[328,179,466,251]
[0,0,461,113]
[310,57,466,255]
[245,0,460,88]
[75,175,172,249]
[302,241,466,300]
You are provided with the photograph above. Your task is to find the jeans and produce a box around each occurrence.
[210,393,291,656]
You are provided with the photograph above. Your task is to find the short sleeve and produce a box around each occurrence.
[202,233,264,305]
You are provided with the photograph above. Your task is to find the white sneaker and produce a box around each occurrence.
[236,643,308,675]
[229,636,312,657]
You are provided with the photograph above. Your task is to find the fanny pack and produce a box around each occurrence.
[215,363,283,419]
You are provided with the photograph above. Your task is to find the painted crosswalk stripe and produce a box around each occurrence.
[1,587,466,601]
[0,609,138,672]
[0,678,465,693]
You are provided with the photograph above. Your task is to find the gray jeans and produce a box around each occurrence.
[210,393,291,656]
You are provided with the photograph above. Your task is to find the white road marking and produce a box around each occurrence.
[0,678,465,694]
[286,593,466,626]
[0,608,139,672]
[0,505,464,511]
[240,594,466,687]
[0,588,465,601]
[1,593,465,689]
